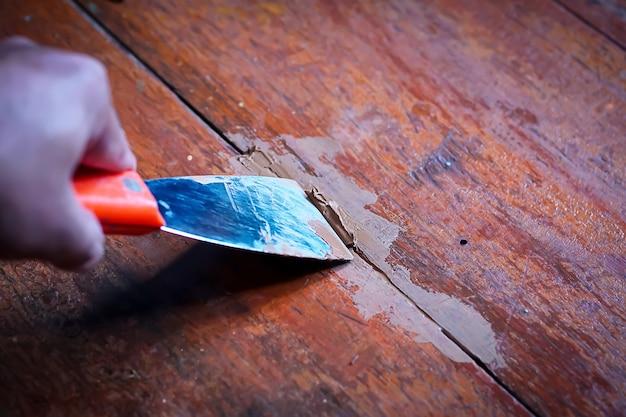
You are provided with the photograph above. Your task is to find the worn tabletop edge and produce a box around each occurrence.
[67,0,557,415]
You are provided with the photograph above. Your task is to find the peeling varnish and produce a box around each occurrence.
[235,145,356,248]
[305,187,355,248]
[228,133,505,368]
[235,146,291,178]
[307,219,352,260]
[343,256,470,364]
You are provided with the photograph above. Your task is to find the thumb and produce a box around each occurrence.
[82,108,136,172]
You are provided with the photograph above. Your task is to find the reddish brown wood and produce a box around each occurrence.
[559,0,626,47]
[0,1,531,416]
[76,0,626,416]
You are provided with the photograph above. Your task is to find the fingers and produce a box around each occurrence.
[0,40,137,173]
[0,42,131,269]
[82,108,136,171]
[2,186,106,270]
[76,57,136,172]
[43,191,106,270]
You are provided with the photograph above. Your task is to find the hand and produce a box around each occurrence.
[0,36,136,269]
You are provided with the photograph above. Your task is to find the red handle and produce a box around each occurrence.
[73,169,165,235]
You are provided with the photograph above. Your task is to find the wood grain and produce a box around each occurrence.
[558,0,626,48]
[0,1,531,416]
[77,0,626,416]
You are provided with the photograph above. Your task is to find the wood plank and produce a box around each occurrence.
[0,1,531,416]
[77,0,626,416]
[558,0,626,48]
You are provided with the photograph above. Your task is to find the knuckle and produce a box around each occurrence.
[71,55,108,90]
[69,55,111,116]
[81,57,107,84]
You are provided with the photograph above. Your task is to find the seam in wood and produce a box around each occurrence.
[70,2,542,415]
[67,0,247,158]
[552,0,625,51]
[352,246,543,417]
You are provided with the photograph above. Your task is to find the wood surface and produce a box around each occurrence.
[559,0,626,48]
[74,1,626,416]
[0,1,534,416]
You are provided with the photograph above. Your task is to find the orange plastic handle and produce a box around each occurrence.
[73,169,165,235]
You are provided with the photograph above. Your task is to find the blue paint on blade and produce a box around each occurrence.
[146,176,350,260]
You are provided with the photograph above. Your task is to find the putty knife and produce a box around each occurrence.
[73,170,352,261]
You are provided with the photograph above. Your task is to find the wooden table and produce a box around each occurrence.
[0,1,624,416]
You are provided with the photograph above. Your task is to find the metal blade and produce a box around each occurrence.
[146,176,353,261]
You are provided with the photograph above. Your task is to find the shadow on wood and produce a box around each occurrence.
[78,243,343,326]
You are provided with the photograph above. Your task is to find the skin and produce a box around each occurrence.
[0,37,136,269]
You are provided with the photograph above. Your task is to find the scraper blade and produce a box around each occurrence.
[74,170,352,261]
[147,176,352,260]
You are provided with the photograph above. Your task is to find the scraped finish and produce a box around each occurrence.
[80,0,626,415]
[0,2,537,416]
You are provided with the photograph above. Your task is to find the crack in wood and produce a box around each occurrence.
[351,246,542,417]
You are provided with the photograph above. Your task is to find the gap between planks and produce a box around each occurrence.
[552,0,625,51]
[68,1,549,415]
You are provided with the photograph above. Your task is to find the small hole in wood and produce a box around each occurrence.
[459,239,468,246]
